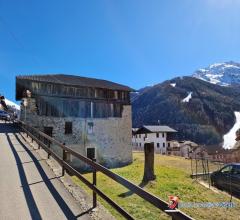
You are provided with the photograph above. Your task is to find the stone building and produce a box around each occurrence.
[132,125,177,154]
[16,74,133,170]
[166,140,209,159]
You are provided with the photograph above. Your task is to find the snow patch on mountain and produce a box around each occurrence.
[209,63,225,68]
[223,112,240,149]
[193,61,240,86]
[182,92,192,103]
[170,83,176,87]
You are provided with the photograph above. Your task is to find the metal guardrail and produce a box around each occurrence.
[18,121,194,220]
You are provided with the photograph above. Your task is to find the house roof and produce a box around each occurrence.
[16,74,134,92]
[135,125,177,134]
[143,125,177,133]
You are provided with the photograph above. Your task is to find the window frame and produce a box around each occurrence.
[65,121,73,134]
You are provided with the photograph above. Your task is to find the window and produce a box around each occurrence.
[145,134,147,138]
[65,122,72,134]
[156,133,159,138]
[157,143,160,148]
[86,147,96,160]
[44,127,53,137]
[139,134,141,138]
[162,133,165,138]
[163,143,165,147]
[140,143,141,147]
[232,166,240,175]
[43,127,53,145]
[168,143,170,147]
[88,122,94,134]
[220,165,232,174]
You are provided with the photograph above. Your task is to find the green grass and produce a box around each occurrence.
[72,152,240,220]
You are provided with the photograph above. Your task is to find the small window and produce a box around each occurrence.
[145,134,147,138]
[44,127,53,137]
[88,122,94,134]
[140,143,141,147]
[86,147,96,160]
[65,122,72,134]
[156,133,159,138]
[163,143,165,147]
[43,127,53,145]
[162,133,165,138]
[157,143,160,148]
[168,143,170,147]
[139,134,141,138]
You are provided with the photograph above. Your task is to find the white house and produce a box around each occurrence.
[132,125,177,154]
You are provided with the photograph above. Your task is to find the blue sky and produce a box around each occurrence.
[1,0,240,102]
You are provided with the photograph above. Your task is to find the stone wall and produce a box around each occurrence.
[21,97,133,171]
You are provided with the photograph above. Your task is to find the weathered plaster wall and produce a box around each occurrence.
[21,98,133,170]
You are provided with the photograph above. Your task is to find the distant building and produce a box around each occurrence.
[16,74,134,170]
[209,148,240,163]
[166,141,181,156]
[166,140,207,159]
[132,125,177,154]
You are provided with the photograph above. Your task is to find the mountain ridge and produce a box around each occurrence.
[132,76,240,148]
[192,61,240,86]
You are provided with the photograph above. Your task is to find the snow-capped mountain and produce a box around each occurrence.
[132,76,240,147]
[192,61,240,86]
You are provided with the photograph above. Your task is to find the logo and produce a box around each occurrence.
[168,195,179,209]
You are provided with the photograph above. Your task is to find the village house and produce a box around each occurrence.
[166,140,209,159]
[207,130,240,163]
[132,125,177,154]
[166,141,181,156]
[209,148,240,163]
[16,74,133,170]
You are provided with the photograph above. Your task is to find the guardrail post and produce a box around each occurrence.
[62,143,66,176]
[48,140,51,159]
[92,158,97,208]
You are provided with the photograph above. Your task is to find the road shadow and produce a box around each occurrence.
[0,122,19,133]
[11,133,78,220]
[6,133,42,220]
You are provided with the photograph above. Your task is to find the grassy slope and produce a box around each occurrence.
[73,152,240,220]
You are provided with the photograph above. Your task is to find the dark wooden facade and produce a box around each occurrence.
[16,75,133,118]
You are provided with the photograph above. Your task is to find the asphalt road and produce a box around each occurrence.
[0,122,91,220]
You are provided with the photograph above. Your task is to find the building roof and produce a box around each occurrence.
[143,125,177,133]
[135,125,177,134]
[16,74,134,92]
